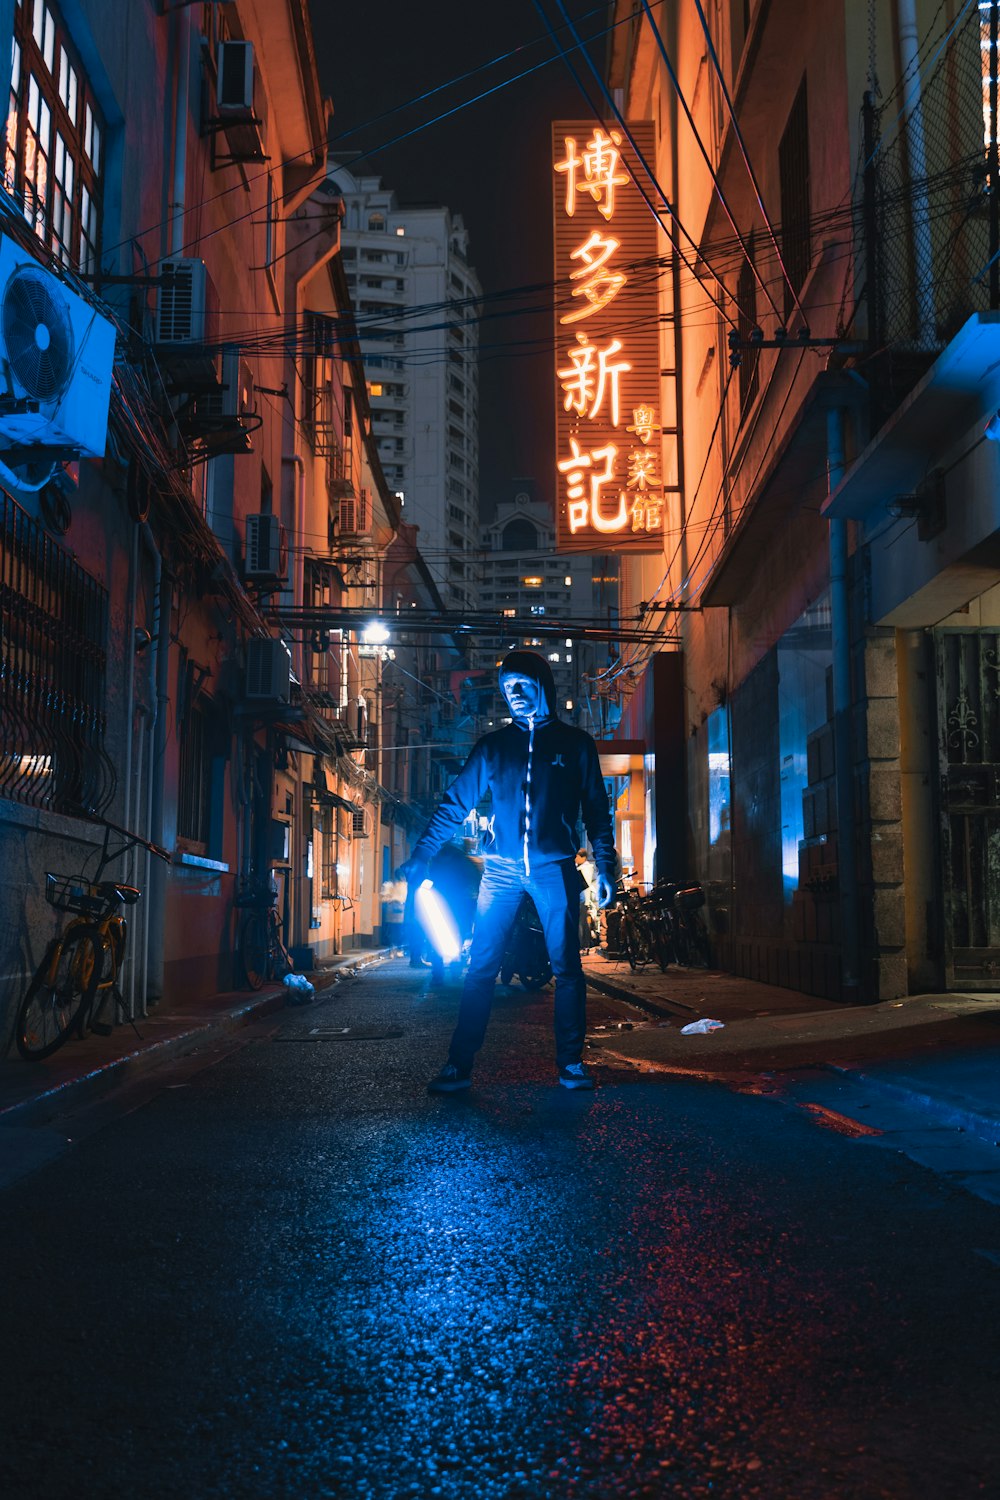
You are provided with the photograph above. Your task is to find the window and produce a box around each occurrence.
[5,0,103,271]
[736,232,759,413]
[264,172,276,269]
[177,700,211,847]
[0,490,109,815]
[321,805,335,899]
[778,78,811,319]
[368,212,385,231]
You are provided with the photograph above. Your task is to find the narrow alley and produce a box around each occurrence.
[2,960,998,1499]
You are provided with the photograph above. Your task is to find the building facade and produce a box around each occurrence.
[326,163,482,613]
[600,0,1000,1000]
[478,483,619,736]
[0,0,460,1051]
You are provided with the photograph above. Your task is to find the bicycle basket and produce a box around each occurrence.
[44,873,105,916]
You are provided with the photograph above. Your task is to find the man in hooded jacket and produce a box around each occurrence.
[401,649,617,1093]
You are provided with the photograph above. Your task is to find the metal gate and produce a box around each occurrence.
[935,630,1000,989]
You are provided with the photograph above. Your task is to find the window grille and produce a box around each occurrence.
[0,488,111,813]
[5,0,103,272]
[352,807,368,838]
[778,78,811,320]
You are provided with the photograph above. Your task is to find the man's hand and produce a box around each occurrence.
[398,857,427,885]
[596,873,614,909]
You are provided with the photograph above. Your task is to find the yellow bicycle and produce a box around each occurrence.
[16,819,170,1061]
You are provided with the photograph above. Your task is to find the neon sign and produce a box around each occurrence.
[553,120,665,554]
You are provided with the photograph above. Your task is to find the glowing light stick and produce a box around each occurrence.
[414,880,462,963]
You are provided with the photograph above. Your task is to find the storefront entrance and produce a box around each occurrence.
[935,629,1000,989]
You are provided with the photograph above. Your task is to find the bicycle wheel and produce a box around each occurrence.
[268,912,293,980]
[686,911,711,968]
[16,926,102,1060]
[650,916,673,973]
[239,909,269,991]
[622,917,641,971]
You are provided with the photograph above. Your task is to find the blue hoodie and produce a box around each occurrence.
[411,650,616,880]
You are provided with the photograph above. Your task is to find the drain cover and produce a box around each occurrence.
[276,1025,404,1041]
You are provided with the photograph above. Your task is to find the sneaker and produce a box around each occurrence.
[558,1062,594,1091]
[427,1061,472,1094]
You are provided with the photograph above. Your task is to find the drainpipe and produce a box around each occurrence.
[827,409,861,1002]
[897,0,936,347]
[283,451,307,956]
[283,453,307,681]
[137,521,162,1015]
[169,5,191,257]
[147,565,173,1004]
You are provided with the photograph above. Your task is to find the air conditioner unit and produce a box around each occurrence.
[182,349,254,455]
[0,234,115,485]
[244,512,286,580]
[154,257,219,386]
[245,637,291,701]
[338,488,369,535]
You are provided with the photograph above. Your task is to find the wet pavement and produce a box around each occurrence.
[1,959,999,1498]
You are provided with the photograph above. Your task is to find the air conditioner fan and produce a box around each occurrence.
[2,263,75,403]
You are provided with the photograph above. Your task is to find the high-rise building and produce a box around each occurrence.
[478,483,619,736]
[325,164,481,611]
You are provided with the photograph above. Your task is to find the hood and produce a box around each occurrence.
[499,649,558,726]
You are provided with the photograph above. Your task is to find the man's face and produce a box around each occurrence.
[500,672,542,721]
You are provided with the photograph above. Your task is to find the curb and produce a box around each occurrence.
[825,1063,1000,1150]
[584,967,700,1020]
[0,948,401,1129]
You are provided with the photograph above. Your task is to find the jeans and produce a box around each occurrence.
[448,857,586,1069]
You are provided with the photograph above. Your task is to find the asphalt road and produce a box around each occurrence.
[1,959,999,1499]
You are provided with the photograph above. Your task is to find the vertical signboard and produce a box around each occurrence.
[552,121,664,554]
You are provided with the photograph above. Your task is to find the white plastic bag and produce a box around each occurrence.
[680,1017,724,1035]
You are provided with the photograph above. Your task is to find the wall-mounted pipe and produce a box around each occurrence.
[827,408,860,1001]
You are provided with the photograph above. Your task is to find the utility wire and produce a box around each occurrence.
[691,0,807,326]
[638,0,784,326]
[538,0,741,329]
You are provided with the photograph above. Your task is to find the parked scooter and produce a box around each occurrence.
[499,894,553,991]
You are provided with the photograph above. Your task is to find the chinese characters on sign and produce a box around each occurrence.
[552,121,665,553]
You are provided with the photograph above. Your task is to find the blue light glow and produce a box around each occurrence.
[415,880,462,962]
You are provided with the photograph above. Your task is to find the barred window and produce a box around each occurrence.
[0,490,110,814]
[5,0,103,272]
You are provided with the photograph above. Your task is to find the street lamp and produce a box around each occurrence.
[362,621,391,645]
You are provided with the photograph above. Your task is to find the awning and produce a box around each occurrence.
[823,313,1000,520]
[313,762,357,810]
[595,739,645,776]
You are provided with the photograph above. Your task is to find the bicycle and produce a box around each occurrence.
[235,878,293,991]
[615,877,655,972]
[16,818,171,1062]
[671,883,711,967]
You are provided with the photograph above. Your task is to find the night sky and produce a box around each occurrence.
[307,0,608,517]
